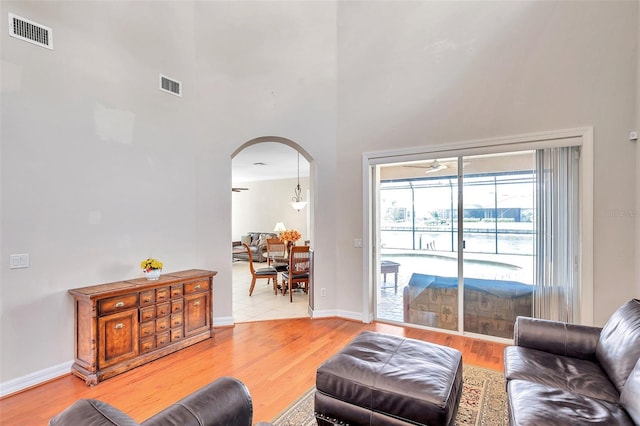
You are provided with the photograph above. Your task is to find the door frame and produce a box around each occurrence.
[362,127,594,328]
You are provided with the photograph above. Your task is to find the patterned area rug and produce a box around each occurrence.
[272,365,508,426]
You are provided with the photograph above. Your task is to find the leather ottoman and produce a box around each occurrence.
[315,331,463,426]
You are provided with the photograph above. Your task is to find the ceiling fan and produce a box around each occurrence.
[403,160,450,173]
[232,187,249,192]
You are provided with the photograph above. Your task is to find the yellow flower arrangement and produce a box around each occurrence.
[279,229,301,244]
[141,258,163,272]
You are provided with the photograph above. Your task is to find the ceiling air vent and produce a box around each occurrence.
[8,13,53,50]
[159,74,182,97]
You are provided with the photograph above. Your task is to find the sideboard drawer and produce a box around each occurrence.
[140,290,155,306]
[155,316,170,333]
[171,313,183,328]
[184,280,209,294]
[140,306,156,322]
[140,337,155,354]
[156,332,170,348]
[171,299,183,314]
[171,328,183,342]
[170,285,183,299]
[156,302,170,317]
[140,321,154,338]
[98,294,138,315]
[156,287,170,303]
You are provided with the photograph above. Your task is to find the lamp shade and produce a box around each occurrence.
[273,222,287,232]
[290,201,307,211]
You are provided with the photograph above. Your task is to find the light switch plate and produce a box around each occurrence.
[9,254,29,269]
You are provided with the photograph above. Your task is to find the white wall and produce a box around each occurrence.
[0,0,638,391]
[231,177,310,242]
[1,0,337,387]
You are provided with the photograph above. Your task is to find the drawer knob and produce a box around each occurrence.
[144,298,151,303]
[194,284,201,290]
[114,301,125,308]
[193,301,200,307]
[114,323,124,330]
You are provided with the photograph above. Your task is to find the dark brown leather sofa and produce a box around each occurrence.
[504,299,640,425]
[49,376,273,426]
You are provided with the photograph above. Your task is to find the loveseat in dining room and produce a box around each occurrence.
[232,232,277,262]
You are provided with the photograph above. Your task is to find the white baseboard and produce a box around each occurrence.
[214,315,234,327]
[312,309,366,322]
[338,309,370,322]
[0,360,73,398]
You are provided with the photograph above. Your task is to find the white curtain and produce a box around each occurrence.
[534,147,580,322]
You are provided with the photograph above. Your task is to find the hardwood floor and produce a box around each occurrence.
[0,318,507,425]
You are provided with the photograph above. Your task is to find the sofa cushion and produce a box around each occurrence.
[596,299,640,392]
[250,233,260,245]
[507,380,635,426]
[258,234,270,246]
[620,358,640,424]
[49,399,139,426]
[504,346,619,403]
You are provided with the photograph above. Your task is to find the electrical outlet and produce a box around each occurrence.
[320,288,327,297]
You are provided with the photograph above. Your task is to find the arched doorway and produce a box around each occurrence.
[231,137,313,322]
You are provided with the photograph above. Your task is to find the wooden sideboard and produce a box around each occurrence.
[68,269,216,385]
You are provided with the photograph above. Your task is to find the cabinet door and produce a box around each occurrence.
[98,309,139,368]
[184,293,210,337]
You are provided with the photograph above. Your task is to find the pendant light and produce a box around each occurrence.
[290,152,307,211]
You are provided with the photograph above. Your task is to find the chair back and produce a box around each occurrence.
[242,243,256,275]
[289,245,310,274]
[266,238,286,261]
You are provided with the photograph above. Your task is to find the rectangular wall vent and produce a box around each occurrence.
[159,74,182,97]
[8,13,53,50]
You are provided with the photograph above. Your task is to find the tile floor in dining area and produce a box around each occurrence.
[232,258,404,323]
[233,260,309,322]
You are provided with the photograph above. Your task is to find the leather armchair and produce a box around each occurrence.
[49,376,273,426]
[504,299,640,425]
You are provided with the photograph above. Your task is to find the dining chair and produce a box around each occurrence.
[243,243,278,296]
[265,238,288,271]
[281,245,311,302]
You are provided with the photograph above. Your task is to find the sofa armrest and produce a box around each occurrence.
[49,399,139,426]
[141,377,254,426]
[514,316,602,360]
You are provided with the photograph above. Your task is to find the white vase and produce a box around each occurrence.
[144,269,161,280]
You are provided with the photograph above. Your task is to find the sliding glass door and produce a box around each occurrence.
[461,152,536,338]
[373,145,580,340]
